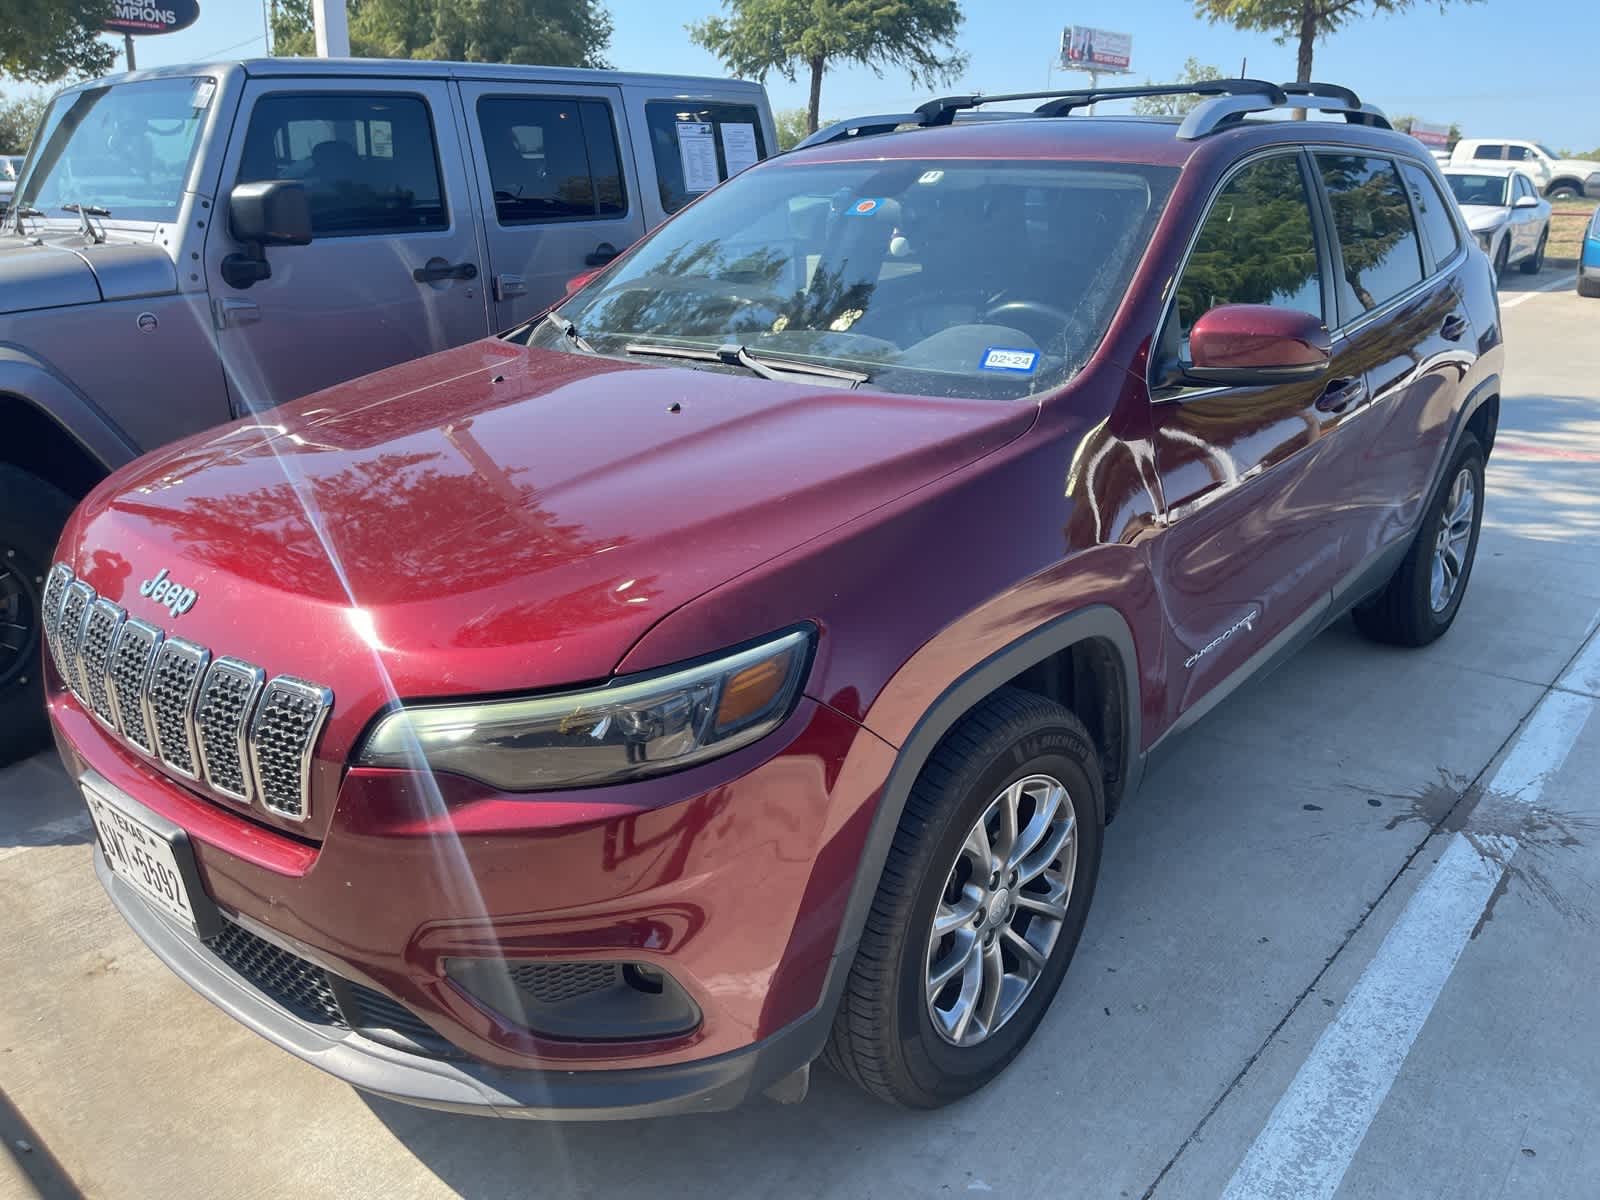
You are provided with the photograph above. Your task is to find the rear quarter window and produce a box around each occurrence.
[644,101,768,214]
[1398,161,1461,268]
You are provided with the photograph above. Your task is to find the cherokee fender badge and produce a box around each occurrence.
[139,568,198,617]
[1184,608,1259,670]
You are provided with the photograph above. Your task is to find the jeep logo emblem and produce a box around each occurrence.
[139,568,198,617]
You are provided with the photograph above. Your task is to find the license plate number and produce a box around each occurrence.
[84,782,200,936]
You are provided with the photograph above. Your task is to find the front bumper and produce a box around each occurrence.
[96,849,829,1119]
[54,685,899,1117]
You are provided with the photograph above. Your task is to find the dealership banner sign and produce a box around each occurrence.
[104,0,200,36]
[1061,26,1133,71]
[1410,121,1450,149]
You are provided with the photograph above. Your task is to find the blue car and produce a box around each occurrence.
[1582,204,1600,297]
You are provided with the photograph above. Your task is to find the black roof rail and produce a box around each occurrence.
[790,78,1391,151]
[1177,81,1392,138]
[914,79,1285,126]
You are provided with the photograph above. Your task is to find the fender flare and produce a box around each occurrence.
[817,604,1142,1019]
[0,342,137,477]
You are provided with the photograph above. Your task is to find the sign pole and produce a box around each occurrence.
[124,34,137,70]
[312,0,350,57]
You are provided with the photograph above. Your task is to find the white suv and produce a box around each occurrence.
[1449,138,1600,199]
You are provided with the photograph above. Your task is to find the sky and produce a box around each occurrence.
[7,0,1600,152]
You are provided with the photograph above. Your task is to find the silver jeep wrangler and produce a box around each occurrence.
[0,58,775,760]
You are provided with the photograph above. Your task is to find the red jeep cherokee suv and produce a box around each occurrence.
[43,80,1500,1117]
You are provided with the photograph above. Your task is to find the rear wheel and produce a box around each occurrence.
[824,687,1103,1108]
[1520,229,1548,274]
[1354,434,1485,647]
[0,466,75,765]
[1580,274,1600,299]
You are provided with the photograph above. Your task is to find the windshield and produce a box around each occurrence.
[15,77,213,224]
[1445,173,1508,207]
[509,157,1177,400]
[1536,142,1561,160]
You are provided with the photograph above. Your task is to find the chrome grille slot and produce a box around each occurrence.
[78,600,125,729]
[57,581,95,700]
[108,619,163,754]
[248,677,333,821]
[146,638,210,780]
[44,566,334,822]
[41,565,72,679]
[196,657,265,804]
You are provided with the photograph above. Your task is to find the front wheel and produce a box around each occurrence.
[1580,274,1600,299]
[1354,434,1485,647]
[1520,230,1548,274]
[0,466,75,765]
[1548,183,1581,200]
[1493,238,1510,279]
[824,687,1103,1108]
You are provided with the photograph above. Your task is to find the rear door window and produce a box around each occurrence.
[475,96,626,224]
[1315,154,1425,318]
[1173,153,1324,333]
[1505,145,1532,161]
[1399,161,1461,267]
[1472,144,1504,161]
[237,93,447,236]
[644,101,768,214]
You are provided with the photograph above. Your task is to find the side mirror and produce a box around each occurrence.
[221,181,312,289]
[1514,194,1541,209]
[1185,304,1332,387]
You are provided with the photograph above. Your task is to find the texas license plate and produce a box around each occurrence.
[83,779,202,936]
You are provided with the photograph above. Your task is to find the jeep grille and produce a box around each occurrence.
[43,564,332,823]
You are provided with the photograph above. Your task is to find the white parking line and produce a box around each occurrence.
[1500,274,1578,308]
[1218,629,1600,1200]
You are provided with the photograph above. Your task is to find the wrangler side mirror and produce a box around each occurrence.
[221,180,313,289]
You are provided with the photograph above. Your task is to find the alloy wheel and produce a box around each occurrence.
[1430,467,1476,612]
[924,774,1078,1047]
[0,548,40,688]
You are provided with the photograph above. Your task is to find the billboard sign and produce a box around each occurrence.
[1410,120,1450,149]
[1061,26,1133,72]
[104,0,201,37]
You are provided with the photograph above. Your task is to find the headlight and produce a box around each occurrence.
[356,628,812,791]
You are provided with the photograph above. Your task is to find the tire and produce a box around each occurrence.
[1493,238,1510,279]
[1580,274,1600,299]
[0,466,75,765]
[1547,183,1580,200]
[824,687,1104,1108]
[1353,433,1485,648]
[1520,229,1548,274]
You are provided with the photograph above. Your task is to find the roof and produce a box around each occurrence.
[70,57,767,95]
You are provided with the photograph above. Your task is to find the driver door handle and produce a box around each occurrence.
[1440,313,1469,342]
[413,260,478,283]
[585,242,620,267]
[1315,375,1368,415]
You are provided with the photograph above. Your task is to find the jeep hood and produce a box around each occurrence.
[62,338,1032,717]
[0,235,175,315]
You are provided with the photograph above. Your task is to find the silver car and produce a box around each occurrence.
[1442,165,1552,277]
[0,59,775,762]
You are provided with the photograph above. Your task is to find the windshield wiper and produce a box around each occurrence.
[624,341,869,390]
[543,310,596,355]
[63,202,109,244]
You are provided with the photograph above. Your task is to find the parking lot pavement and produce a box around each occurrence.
[4,267,1599,1200]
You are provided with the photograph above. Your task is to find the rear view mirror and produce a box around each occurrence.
[221,181,312,289]
[1184,304,1332,387]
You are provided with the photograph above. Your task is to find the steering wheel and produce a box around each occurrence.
[982,300,1075,348]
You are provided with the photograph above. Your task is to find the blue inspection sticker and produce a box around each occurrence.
[980,347,1040,373]
[845,197,886,217]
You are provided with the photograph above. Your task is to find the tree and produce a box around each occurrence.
[2,0,116,83]
[0,94,50,155]
[689,0,967,136]
[1193,0,1479,89]
[1131,58,1226,117]
[773,107,820,149]
[271,0,613,68]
